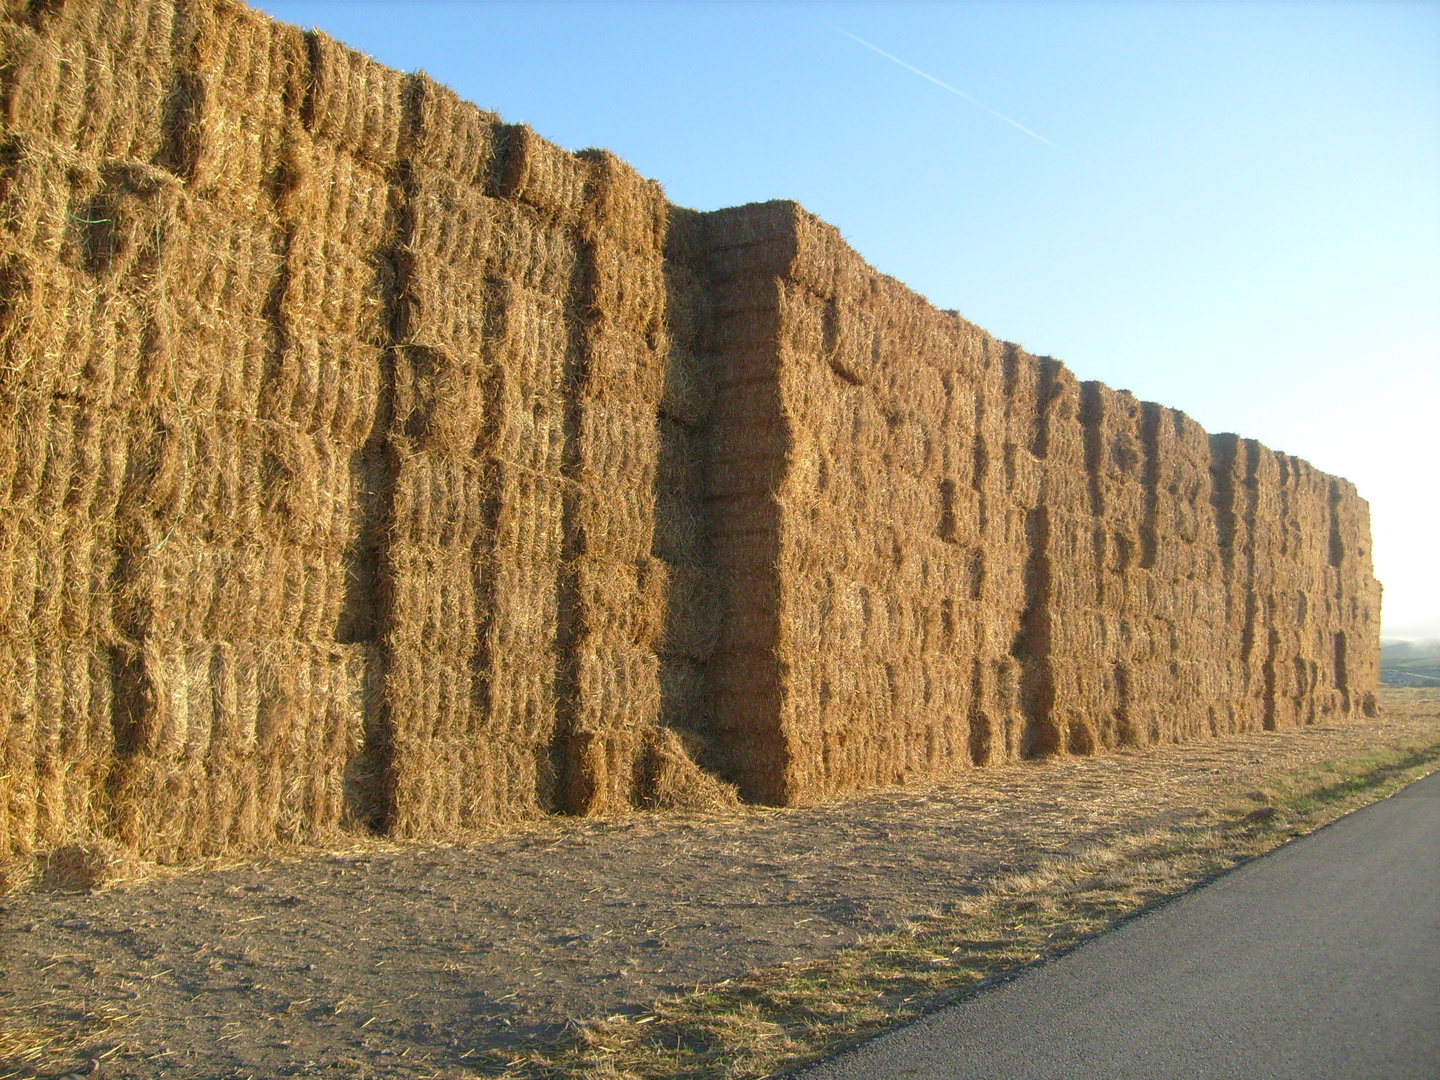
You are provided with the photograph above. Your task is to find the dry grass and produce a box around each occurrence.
[483,696,1440,1080]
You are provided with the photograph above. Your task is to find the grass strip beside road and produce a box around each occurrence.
[490,732,1440,1080]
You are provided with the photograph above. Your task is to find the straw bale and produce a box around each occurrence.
[376,649,553,835]
[698,200,801,283]
[573,555,665,649]
[576,148,667,254]
[659,341,713,429]
[0,519,116,641]
[379,541,481,651]
[278,226,393,354]
[495,123,589,221]
[107,640,368,860]
[122,539,354,644]
[574,396,658,489]
[573,644,661,735]
[0,0,177,162]
[303,29,405,168]
[663,254,707,344]
[487,556,560,654]
[579,316,666,407]
[175,2,306,205]
[561,725,642,816]
[0,643,113,858]
[583,236,666,337]
[407,71,499,185]
[0,8,1385,848]
[407,166,497,274]
[486,283,572,402]
[392,248,489,355]
[572,485,656,565]
[391,343,489,457]
[283,135,395,255]
[653,418,709,565]
[164,188,286,323]
[258,331,383,446]
[112,414,361,546]
[485,200,582,298]
[0,391,129,522]
[490,464,565,561]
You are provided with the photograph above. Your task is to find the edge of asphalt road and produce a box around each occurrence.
[793,767,1440,1080]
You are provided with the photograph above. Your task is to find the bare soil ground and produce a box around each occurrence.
[4,690,1439,1079]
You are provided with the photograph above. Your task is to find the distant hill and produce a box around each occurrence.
[1380,640,1440,687]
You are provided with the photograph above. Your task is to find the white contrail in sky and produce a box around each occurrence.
[833,27,1057,149]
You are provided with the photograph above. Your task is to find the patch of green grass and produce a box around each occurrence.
[484,737,1440,1080]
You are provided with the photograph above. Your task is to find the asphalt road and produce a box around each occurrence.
[800,769,1440,1080]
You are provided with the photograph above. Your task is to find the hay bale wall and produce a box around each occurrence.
[0,0,726,867]
[0,0,1377,862]
[683,200,1380,804]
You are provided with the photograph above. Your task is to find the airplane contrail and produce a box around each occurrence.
[833,27,1058,149]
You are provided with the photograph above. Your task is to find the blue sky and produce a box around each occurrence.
[258,0,1440,640]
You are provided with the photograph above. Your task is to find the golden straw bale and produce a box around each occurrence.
[177,2,305,206]
[130,540,352,644]
[303,29,406,169]
[572,483,657,566]
[573,644,661,738]
[484,200,581,299]
[495,123,589,222]
[106,641,368,860]
[0,644,114,858]
[576,148,667,254]
[483,653,560,748]
[408,166,498,274]
[259,332,384,447]
[579,316,666,407]
[0,0,178,162]
[561,725,643,816]
[575,397,659,491]
[491,394,564,475]
[379,541,481,651]
[0,518,115,642]
[490,463,565,561]
[387,454,494,548]
[486,282,571,402]
[279,232,392,354]
[284,135,395,254]
[584,240,666,338]
[390,343,489,458]
[573,555,666,649]
[408,71,499,186]
[486,556,560,654]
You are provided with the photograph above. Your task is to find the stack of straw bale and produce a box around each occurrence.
[0,0,1381,863]
[0,0,386,863]
[684,198,1381,805]
[555,149,728,814]
[377,83,573,834]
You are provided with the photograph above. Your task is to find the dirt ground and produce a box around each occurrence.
[4,690,1439,1079]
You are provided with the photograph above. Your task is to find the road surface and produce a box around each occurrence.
[800,769,1440,1080]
